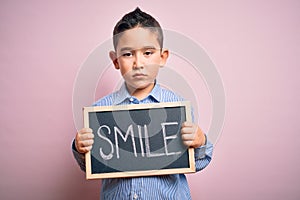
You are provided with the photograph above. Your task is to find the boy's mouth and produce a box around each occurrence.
[133,73,147,78]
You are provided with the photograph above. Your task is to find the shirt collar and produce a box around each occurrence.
[113,81,162,105]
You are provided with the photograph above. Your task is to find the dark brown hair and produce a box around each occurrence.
[112,7,163,49]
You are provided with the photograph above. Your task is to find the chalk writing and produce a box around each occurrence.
[97,122,181,160]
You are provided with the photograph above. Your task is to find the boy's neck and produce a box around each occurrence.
[126,82,155,100]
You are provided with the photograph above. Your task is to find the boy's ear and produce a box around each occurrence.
[109,51,119,69]
[159,49,169,67]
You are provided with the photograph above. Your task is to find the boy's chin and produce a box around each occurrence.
[126,81,155,91]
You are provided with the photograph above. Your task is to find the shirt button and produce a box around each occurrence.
[129,97,134,102]
[133,193,138,199]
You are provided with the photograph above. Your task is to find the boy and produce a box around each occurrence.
[72,8,213,200]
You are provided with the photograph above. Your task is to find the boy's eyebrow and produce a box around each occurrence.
[119,46,158,52]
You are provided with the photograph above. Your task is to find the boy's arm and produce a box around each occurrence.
[194,136,213,171]
[72,140,86,172]
[72,128,94,172]
[181,122,213,171]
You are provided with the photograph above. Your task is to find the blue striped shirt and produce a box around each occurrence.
[72,82,213,200]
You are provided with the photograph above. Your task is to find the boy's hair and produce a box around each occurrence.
[113,7,163,49]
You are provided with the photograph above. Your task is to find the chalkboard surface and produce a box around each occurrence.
[83,101,195,179]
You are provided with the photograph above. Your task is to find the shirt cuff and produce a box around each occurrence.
[72,139,85,160]
[194,145,207,159]
[194,134,207,159]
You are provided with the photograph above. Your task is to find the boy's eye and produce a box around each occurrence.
[122,52,132,57]
[144,51,154,56]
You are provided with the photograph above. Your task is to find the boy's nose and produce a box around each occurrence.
[133,53,144,69]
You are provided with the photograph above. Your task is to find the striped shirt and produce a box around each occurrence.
[72,82,213,200]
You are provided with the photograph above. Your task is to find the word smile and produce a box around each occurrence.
[97,122,182,160]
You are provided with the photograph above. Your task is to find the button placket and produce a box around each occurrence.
[131,178,141,200]
[133,193,138,199]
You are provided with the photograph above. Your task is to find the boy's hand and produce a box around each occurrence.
[181,122,206,148]
[75,128,94,154]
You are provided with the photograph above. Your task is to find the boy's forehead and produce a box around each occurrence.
[116,27,160,50]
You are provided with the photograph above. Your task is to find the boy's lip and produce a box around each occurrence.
[133,73,147,78]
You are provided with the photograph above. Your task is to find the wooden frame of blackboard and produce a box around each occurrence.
[83,101,195,179]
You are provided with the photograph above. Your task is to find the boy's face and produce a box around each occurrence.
[110,27,168,96]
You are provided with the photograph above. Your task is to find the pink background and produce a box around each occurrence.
[1,0,299,199]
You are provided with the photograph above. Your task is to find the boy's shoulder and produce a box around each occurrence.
[92,91,118,107]
[158,85,185,103]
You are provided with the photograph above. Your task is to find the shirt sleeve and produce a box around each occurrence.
[72,140,86,172]
[194,136,213,172]
[189,106,214,171]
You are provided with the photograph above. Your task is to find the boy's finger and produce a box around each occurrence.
[79,133,94,140]
[78,128,93,134]
[182,122,193,127]
[84,146,92,152]
[181,126,195,134]
[80,139,94,147]
[76,139,94,152]
[78,145,92,153]
[181,133,195,141]
[182,140,194,147]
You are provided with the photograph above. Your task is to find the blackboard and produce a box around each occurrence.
[83,101,195,179]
